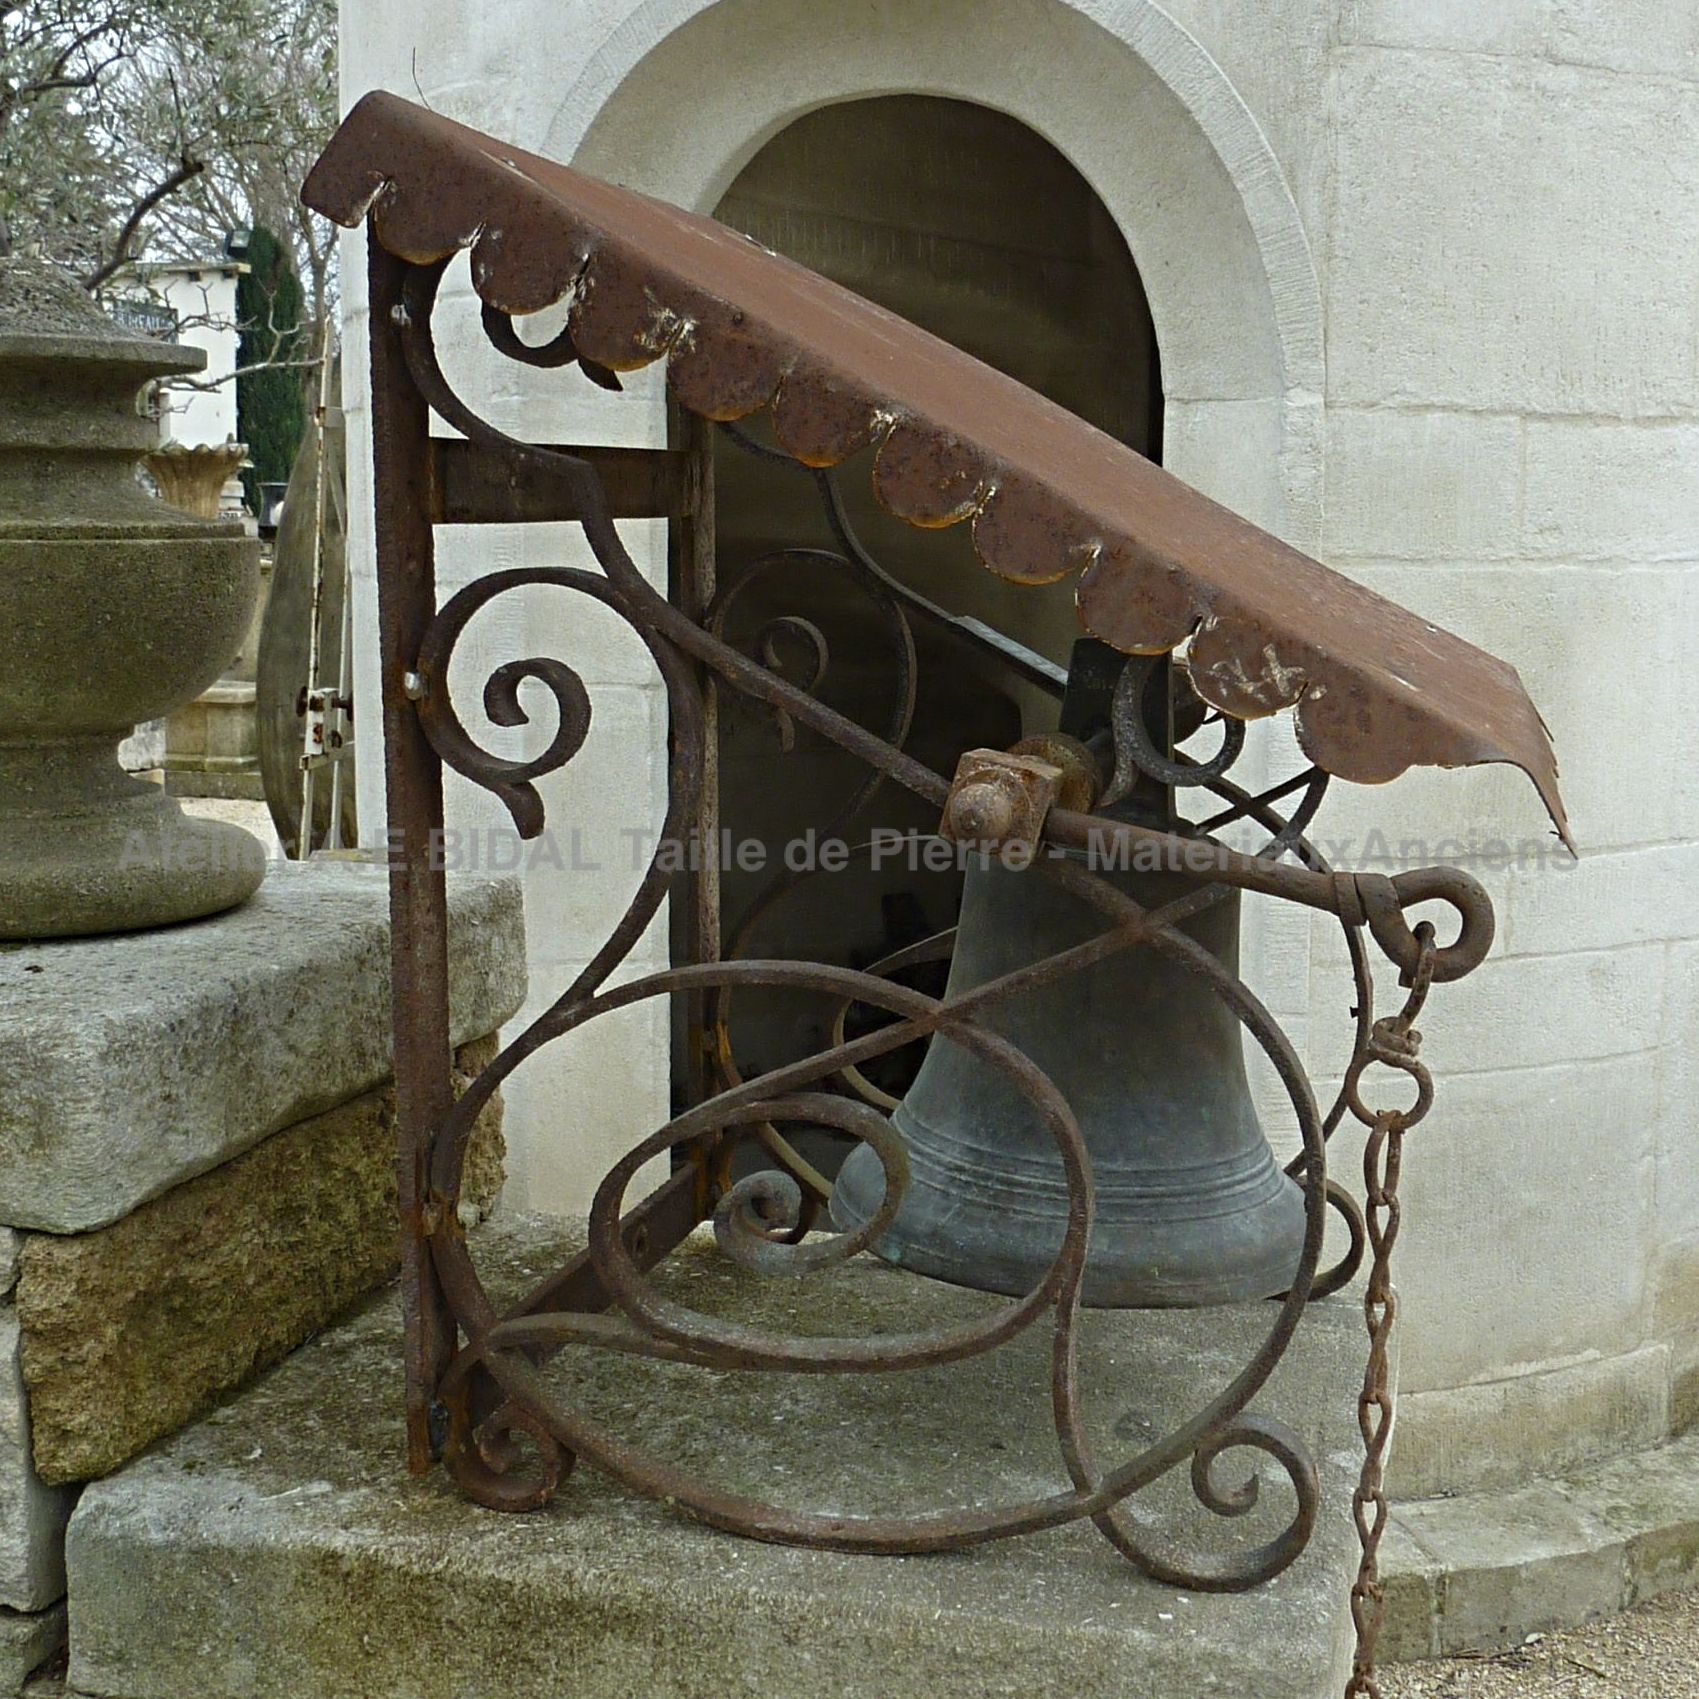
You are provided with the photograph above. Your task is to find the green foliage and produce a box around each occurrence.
[235,223,305,507]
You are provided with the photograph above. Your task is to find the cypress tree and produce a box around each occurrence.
[235,225,307,510]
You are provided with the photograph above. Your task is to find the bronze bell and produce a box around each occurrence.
[830,646,1305,1307]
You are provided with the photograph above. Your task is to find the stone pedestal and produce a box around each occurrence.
[161,551,277,805]
[151,446,273,804]
[64,1218,1364,1699]
[0,862,526,1692]
[160,679,267,801]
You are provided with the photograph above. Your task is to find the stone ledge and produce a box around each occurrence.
[0,862,525,1233]
[1384,1428,1699,1659]
[1386,1344,1673,1499]
[66,1216,1366,1699]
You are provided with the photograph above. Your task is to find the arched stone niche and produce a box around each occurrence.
[548,0,1325,551]
[508,0,1331,1291]
[535,0,1329,1232]
[695,91,1166,1104]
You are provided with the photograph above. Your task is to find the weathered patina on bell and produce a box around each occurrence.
[831,848,1304,1306]
[832,648,1305,1307]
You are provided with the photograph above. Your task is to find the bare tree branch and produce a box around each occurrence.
[82,152,205,290]
[168,351,323,392]
[0,20,121,119]
[3,0,337,317]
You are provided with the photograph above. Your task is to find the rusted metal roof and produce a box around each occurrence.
[305,92,1568,845]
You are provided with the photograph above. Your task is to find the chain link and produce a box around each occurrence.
[1344,921,1438,1699]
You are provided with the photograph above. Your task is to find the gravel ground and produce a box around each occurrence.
[1381,1586,1699,1698]
[180,795,283,859]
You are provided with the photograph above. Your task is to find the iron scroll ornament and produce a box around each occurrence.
[379,256,1489,1598]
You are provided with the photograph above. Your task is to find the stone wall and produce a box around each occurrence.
[15,1036,505,1486]
[0,1058,504,1694]
[334,0,1699,1505]
[0,1240,72,1613]
[0,862,526,1687]
[1301,10,1699,1494]
[0,1258,66,1688]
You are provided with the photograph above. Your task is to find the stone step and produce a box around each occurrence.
[64,1216,1367,1699]
[1382,1426,1699,1660]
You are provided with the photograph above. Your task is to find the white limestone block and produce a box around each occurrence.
[429,272,670,450]
[500,986,671,1215]
[1331,561,1697,853]
[1657,941,1699,1247]
[505,684,669,976]
[1334,7,1699,97]
[339,0,624,160]
[1323,407,1523,561]
[1549,0,1699,77]
[1445,942,1664,1072]
[1391,1341,1673,1498]
[1523,420,1699,562]
[1344,1049,1657,1389]
[434,519,671,688]
[1307,928,1664,1114]
[1165,396,1312,547]
[0,1312,72,1613]
[1503,842,1699,958]
[1337,0,1547,53]
[1328,53,1699,417]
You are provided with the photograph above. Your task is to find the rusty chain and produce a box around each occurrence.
[1344,920,1438,1698]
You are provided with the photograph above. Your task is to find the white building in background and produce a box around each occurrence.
[336,0,1699,1530]
[110,256,252,774]
[111,258,245,448]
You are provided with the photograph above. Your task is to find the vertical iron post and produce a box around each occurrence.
[367,246,455,1470]
[671,403,719,1114]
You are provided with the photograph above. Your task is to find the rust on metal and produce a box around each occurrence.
[364,243,457,1471]
[429,439,691,525]
[347,241,1479,1589]
[305,90,1570,847]
[1009,733,1101,814]
[939,748,1063,854]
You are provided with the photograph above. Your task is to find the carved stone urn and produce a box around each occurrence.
[148,440,271,801]
[145,439,249,521]
[0,258,266,938]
